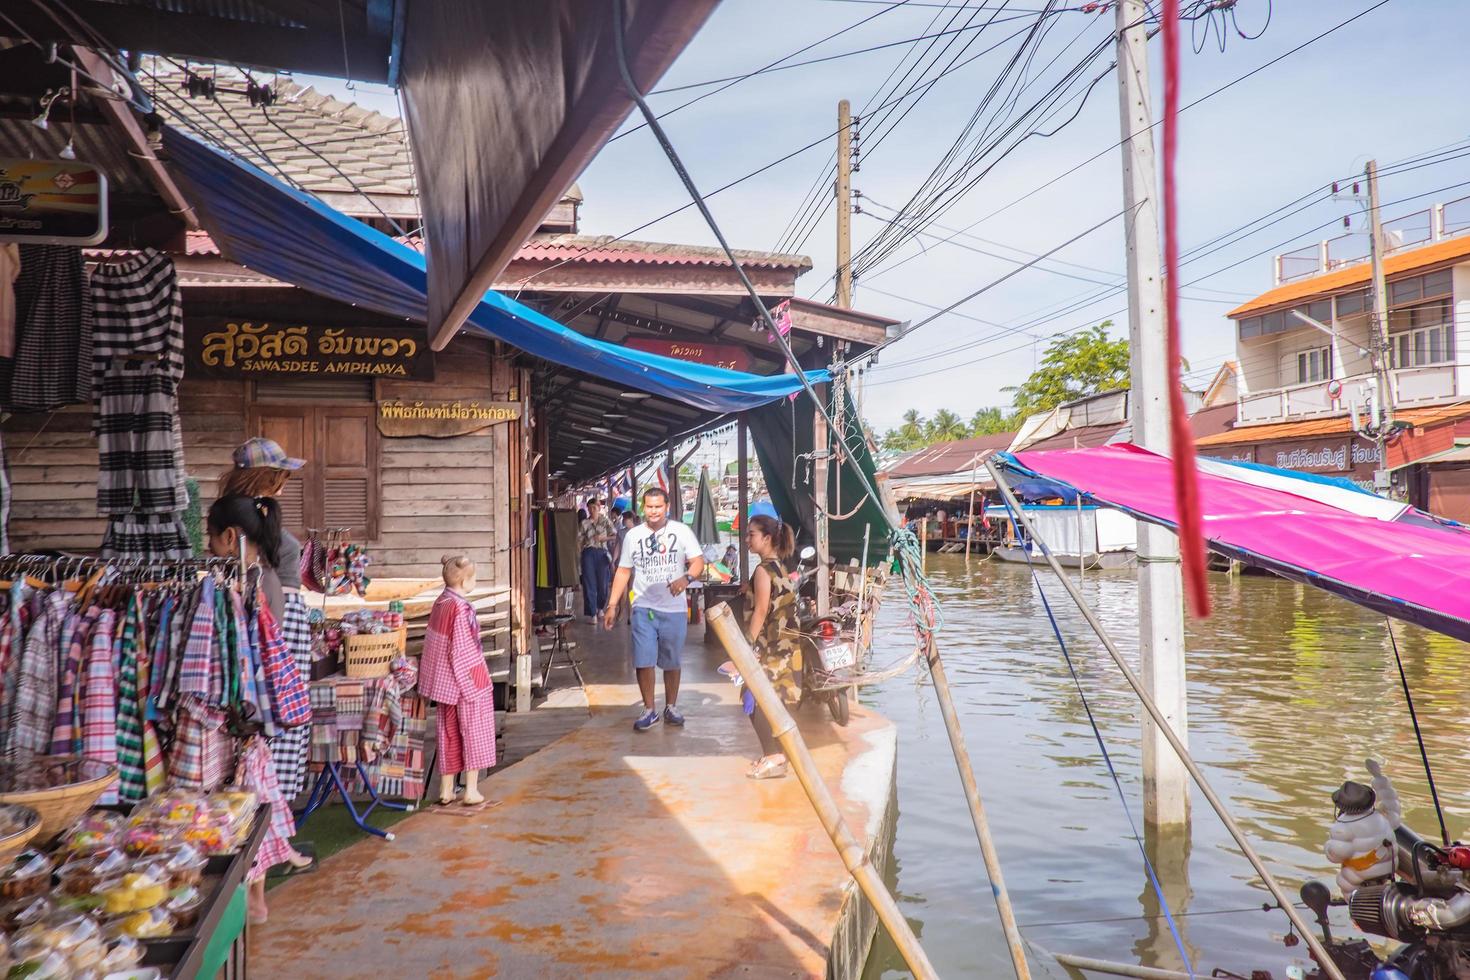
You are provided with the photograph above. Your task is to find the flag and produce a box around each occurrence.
[763,299,792,344]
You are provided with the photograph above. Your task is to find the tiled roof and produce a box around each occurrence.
[1228,235,1470,319]
[884,432,1016,478]
[514,235,811,271]
[142,57,414,202]
[1195,402,1470,447]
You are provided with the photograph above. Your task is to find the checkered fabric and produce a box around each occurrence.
[114,597,147,802]
[49,608,99,756]
[306,675,425,800]
[435,699,496,775]
[81,609,118,804]
[268,593,313,799]
[100,514,192,562]
[257,601,309,728]
[10,590,67,759]
[237,735,296,883]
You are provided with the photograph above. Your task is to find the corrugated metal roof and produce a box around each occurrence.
[1196,402,1470,447]
[884,432,1015,478]
[515,235,811,271]
[1228,235,1470,318]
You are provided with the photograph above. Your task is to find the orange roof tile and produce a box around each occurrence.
[1196,402,1470,447]
[1227,235,1470,319]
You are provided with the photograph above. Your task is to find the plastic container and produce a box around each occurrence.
[101,968,161,980]
[57,850,128,897]
[0,895,53,932]
[120,823,174,858]
[106,907,173,939]
[59,811,123,858]
[0,850,52,901]
[98,937,142,974]
[160,845,206,890]
[165,885,203,929]
[97,872,167,916]
[3,949,70,979]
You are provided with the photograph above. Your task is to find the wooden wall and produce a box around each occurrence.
[2,336,518,585]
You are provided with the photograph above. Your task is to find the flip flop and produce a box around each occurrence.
[746,757,789,780]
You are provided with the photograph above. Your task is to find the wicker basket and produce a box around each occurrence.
[0,757,118,843]
[0,804,41,859]
[344,628,406,678]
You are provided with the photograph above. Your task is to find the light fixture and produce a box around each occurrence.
[589,426,611,434]
[604,412,628,420]
[31,90,63,130]
[620,392,651,400]
[581,438,596,444]
[58,140,76,161]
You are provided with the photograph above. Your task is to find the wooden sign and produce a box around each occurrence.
[624,337,753,372]
[186,320,433,380]
[376,399,522,438]
[0,158,108,245]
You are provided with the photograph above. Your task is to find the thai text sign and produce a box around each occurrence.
[624,337,753,372]
[376,400,522,438]
[1270,439,1380,473]
[0,158,108,245]
[186,321,433,380]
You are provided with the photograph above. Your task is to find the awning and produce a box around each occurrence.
[161,128,826,415]
[1000,444,1470,641]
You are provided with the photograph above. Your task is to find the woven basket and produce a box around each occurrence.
[344,628,406,678]
[0,804,41,859]
[0,757,118,844]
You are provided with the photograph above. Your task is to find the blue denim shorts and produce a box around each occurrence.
[631,607,687,670]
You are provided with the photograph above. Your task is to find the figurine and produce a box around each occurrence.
[1325,759,1402,898]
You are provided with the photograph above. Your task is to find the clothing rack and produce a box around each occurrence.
[0,552,239,583]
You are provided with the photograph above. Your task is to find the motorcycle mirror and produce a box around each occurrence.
[799,546,816,562]
[1300,880,1332,924]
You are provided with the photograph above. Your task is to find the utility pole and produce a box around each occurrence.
[836,99,854,308]
[1115,0,1189,827]
[1365,160,1395,493]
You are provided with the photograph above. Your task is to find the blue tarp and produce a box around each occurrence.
[161,128,828,415]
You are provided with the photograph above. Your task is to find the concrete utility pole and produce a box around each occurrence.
[836,99,854,308]
[1115,0,1189,827]
[1365,159,1395,492]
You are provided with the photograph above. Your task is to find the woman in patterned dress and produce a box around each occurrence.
[738,515,802,780]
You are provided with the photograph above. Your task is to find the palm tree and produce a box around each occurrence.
[929,408,966,442]
[899,409,925,445]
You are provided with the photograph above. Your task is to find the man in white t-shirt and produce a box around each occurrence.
[604,487,705,731]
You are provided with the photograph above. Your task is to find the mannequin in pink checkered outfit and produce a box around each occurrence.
[420,556,496,805]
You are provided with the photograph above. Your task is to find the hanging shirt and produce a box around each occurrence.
[81,609,118,804]
[418,589,492,705]
[11,590,69,757]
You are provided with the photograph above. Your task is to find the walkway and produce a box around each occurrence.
[251,614,898,978]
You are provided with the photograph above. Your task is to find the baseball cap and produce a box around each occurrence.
[233,437,305,470]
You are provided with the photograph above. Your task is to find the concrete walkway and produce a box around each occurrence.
[251,616,898,978]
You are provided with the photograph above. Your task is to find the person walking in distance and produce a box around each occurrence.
[578,497,616,625]
[605,488,705,730]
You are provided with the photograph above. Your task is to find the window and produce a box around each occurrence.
[247,405,380,539]
[1336,290,1368,318]
[1388,298,1454,369]
[1296,346,1332,384]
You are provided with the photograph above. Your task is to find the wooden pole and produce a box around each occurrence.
[737,417,750,583]
[706,604,939,980]
[985,458,1346,980]
[965,463,979,559]
[919,518,927,572]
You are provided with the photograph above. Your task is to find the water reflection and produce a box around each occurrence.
[861,554,1470,979]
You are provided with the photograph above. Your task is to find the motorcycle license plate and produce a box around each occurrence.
[822,642,856,670]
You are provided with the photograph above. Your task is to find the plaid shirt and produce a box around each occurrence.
[0,584,25,759]
[81,609,118,803]
[578,513,616,552]
[176,577,215,699]
[11,590,68,758]
[257,602,310,728]
[114,596,147,801]
[50,607,100,756]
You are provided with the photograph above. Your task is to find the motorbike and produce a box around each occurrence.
[789,547,855,728]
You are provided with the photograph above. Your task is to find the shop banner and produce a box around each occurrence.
[376,399,522,438]
[186,320,434,380]
[624,337,753,372]
[0,158,108,245]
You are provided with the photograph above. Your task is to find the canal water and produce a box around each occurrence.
[860,552,1470,979]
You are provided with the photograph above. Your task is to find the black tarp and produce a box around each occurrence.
[747,394,891,565]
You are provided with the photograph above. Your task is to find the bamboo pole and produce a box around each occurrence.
[984,459,1346,980]
[1052,952,1193,980]
[706,603,939,980]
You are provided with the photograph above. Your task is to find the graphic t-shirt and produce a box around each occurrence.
[618,520,702,614]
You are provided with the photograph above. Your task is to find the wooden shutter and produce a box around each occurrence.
[251,408,312,537]
[318,406,379,539]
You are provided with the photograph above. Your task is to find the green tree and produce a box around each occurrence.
[899,409,925,444]
[968,406,1019,435]
[1003,322,1130,415]
[927,408,967,442]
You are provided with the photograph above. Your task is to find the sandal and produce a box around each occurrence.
[746,756,789,780]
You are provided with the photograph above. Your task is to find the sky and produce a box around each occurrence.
[305,0,1470,436]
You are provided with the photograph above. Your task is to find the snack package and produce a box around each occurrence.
[159,845,206,890]
[60,812,124,858]
[0,895,54,932]
[98,936,142,974]
[56,850,129,898]
[128,789,206,829]
[120,823,176,858]
[97,873,167,916]
[106,907,173,940]
[165,886,203,929]
[0,851,53,901]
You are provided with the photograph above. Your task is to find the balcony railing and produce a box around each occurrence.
[1235,366,1457,425]
[1272,196,1470,284]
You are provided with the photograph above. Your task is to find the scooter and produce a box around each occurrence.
[790,547,854,727]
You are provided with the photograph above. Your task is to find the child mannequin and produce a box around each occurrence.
[419,556,497,805]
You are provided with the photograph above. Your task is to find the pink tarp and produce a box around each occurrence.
[1007,444,1470,641]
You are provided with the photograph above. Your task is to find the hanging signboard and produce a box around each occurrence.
[624,337,753,372]
[185,320,434,380]
[0,158,108,245]
[376,399,522,438]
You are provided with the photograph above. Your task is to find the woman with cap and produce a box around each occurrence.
[218,438,318,827]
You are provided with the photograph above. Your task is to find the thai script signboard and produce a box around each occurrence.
[376,400,522,438]
[0,158,108,245]
[186,321,434,380]
[623,337,753,372]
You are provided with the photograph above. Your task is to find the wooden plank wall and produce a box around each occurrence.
[1,337,510,587]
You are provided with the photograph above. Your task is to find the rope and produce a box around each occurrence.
[1386,617,1449,846]
[1001,499,1195,977]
